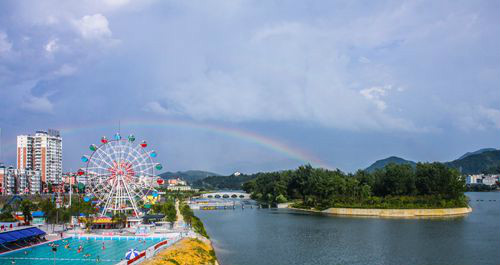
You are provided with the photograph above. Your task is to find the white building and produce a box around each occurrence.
[167,185,193,191]
[167,178,187,186]
[0,166,41,194]
[17,129,62,185]
[466,174,499,186]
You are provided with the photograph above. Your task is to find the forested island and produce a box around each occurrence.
[242,163,468,210]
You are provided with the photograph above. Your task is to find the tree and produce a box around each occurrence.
[373,164,416,196]
[162,202,177,227]
[289,164,313,202]
[180,204,193,227]
[0,205,16,222]
[81,216,95,231]
[40,199,56,223]
[112,212,128,228]
[20,200,35,225]
[242,180,256,194]
[416,162,465,199]
[275,194,287,203]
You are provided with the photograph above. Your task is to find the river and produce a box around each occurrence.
[196,192,500,265]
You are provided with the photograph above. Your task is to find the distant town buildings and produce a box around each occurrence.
[167,178,187,186]
[17,129,63,184]
[63,172,77,186]
[0,128,63,195]
[0,166,41,194]
[167,185,193,191]
[466,174,499,186]
[165,177,193,191]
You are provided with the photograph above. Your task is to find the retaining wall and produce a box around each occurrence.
[322,207,472,217]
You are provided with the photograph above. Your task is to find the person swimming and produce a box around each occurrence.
[102,242,106,250]
[84,253,91,258]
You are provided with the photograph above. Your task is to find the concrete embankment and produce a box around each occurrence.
[322,207,472,217]
[289,206,472,217]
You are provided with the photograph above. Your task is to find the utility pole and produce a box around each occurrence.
[69,171,73,208]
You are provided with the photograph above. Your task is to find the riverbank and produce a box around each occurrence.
[141,237,218,265]
[289,206,472,217]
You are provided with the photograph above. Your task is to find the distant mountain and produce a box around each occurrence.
[158,170,220,184]
[445,150,500,175]
[458,148,497,160]
[365,149,500,175]
[365,156,416,172]
[192,173,257,190]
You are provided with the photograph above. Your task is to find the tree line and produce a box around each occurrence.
[242,162,467,209]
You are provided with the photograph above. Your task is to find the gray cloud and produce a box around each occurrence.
[0,0,499,173]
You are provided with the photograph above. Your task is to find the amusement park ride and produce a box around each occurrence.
[80,133,163,217]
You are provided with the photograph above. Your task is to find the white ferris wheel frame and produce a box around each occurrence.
[84,136,158,217]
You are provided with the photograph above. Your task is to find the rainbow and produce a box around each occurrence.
[58,118,330,169]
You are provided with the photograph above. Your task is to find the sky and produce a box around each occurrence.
[0,0,499,175]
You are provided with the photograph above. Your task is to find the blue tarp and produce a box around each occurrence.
[0,233,17,243]
[32,211,45,218]
[17,229,36,237]
[8,231,24,241]
[0,227,46,244]
[29,227,46,236]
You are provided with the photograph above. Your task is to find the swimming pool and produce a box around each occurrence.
[0,237,163,265]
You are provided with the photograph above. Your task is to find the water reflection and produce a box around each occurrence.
[196,192,500,265]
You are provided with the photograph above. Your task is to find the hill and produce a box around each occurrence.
[365,149,500,175]
[445,150,500,174]
[365,156,416,172]
[158,170,220,184]
[192,174,257,190]
[458,148,497,159]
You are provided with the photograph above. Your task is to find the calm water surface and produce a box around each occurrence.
[196,192,500,265]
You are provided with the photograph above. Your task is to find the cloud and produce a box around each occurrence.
[154,20,416,131]
[74,14,112,40]
[457,106,500,130]
[360,86,393,111]
[21,93,54,113]
[45,38,58,53]
[0,0,499,172]
[53,64,77,76]
[103,0,130,8]
[142,101,170,115]
[0,31,12,54]
[478,107,500,129]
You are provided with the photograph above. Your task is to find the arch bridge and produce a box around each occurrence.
[201,191,251,199]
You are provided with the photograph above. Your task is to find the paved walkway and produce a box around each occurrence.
[174,200,184,229]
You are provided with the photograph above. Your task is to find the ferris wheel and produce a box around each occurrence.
[80,133,163,217]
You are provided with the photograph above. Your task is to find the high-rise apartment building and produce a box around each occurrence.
[17,129,62,184]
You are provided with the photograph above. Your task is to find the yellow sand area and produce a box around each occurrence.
[141,238,217,265]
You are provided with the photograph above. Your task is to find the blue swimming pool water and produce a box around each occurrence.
[0,237,162,265]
